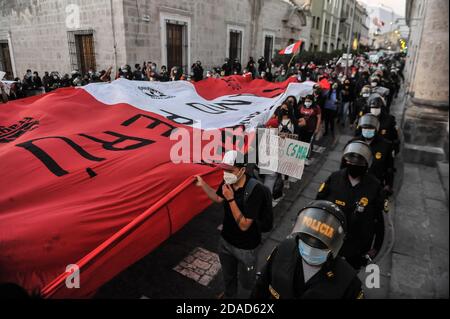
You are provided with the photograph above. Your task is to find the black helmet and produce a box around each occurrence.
[292,200,347,258]
[342,140,373,167]
[358,113,380,131]
[369,96,384,109]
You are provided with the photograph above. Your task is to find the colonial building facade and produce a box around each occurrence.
[0,0,314,79]
[307,0,369,53]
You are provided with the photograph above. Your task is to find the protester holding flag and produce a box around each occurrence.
[195,151,265,299]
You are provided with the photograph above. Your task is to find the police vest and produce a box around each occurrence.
[270,238,357,299]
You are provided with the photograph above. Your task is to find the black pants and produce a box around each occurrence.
[218,237,257,298]
[323,109,337,135]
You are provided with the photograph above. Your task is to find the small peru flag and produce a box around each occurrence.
[279,40,302,55]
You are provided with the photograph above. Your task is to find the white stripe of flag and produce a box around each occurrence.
[279,40,302,55]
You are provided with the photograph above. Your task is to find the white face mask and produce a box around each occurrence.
[304,102,312,108]
[362,93,370,98]
[223,172,237,185]
[370,108,381,116]
[281,119,290,126]
[224,170,242,185]
[371,82,377,87]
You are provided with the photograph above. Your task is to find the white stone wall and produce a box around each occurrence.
[405,0,449,103]
[0,0,311,77]
[0,0,127,78]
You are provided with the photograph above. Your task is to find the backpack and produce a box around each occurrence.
[279,121,292,134]
[243,178,274,233]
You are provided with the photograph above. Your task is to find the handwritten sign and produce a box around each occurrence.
[258,129,310,180]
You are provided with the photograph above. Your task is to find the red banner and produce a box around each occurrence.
[0,76,311,298]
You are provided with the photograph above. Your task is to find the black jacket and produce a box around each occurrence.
[316,169,387,269]
[351,135,395,188]
[251,237,363,299]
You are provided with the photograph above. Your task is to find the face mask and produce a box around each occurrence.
[362,93,370,98]
[362,128,376,139]
[281,119,290,126]
[223,171,238,185]
[346,164,367,178]
[371,82,377,87]
[281,109,289,116]
[370,108,381,116]
[304,102,312,108]
[298,240,330,266]
[281,72,286,76]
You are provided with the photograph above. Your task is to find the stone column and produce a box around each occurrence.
[402,0,449,165]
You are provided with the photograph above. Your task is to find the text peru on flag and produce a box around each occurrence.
[0,76,314,298]
[279,40,303,55]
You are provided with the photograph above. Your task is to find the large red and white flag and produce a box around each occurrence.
[279,40,303,55]
[0,76,314,298]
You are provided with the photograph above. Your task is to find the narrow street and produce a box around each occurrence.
[96,90,448,299]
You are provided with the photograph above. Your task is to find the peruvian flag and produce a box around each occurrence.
[0,76,314,298]
[279,40,303,55]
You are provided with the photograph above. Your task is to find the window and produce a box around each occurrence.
[332,23,336,36]
[323,42,328,52]
[316,17,321,29]
[312,16,316,27]
[68,30,96,74]
[229,29,243,62]
[263,35,274,62]
[0,41,13,80]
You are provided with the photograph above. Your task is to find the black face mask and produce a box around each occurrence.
[346,164,367,178]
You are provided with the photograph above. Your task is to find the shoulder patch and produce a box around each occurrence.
[335,200,346,207]
[359,197,369,207]
[319,182,326,193]
[357,290,365,299]
[375,152,382,160]
[269,285,280,299]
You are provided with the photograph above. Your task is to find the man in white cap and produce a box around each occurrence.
[195,150,266,298]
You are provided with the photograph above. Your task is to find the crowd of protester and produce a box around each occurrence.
[0,50,407,299]
[196,51,405,299]
[0,53,405,103]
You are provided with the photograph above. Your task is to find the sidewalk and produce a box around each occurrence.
[389,163,449,298]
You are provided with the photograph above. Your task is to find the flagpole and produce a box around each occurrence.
[287,51,298,69]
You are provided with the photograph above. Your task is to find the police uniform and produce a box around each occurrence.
[377,113,400,155]
[359,105,400,155]
[351,135,395,190]
[316,169,386,269]
[251,201,364,299]
[251,237,364,299]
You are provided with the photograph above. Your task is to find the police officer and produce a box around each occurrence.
[316,141,387,269]
[353,85,372,126]
[371,74,392,112]
[251,200,364,299]
[365,96,400,155]
[354,114,395,195]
